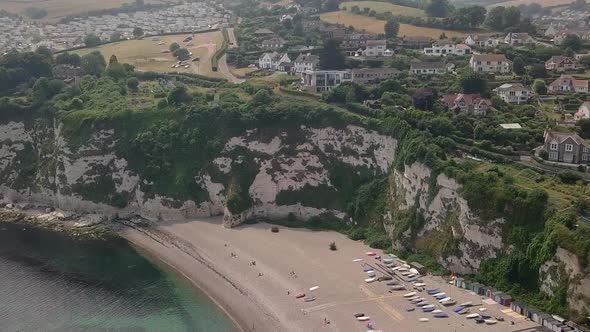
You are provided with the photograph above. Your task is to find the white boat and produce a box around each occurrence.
[402,264,411,268]
[390,285,405,290]
[401,271,410,276]
[459,301,472,307]
[365,278,376,283]
[391,266,401,271]
[357,316,370,321]
[442,300,456,306]
[432,310,442,314]
[353,258,363,262]
[419,318,429,322]
[466,314,480,319]
[484,319,498,325]
[432,292,446,297]
[409,268,419,275]
[407,295,420,300]
[382,258,394,264]
[403,292,416,297]
[414,282,426,287]
[397,267,408,272]
[309,286,320,292]
[438,297,452,303]
[367,272,376,278]
[479,307,487,312]
[406,273,416,278]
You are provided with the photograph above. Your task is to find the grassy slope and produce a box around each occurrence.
[339,1,426,17]
[0,0,174,22]
[487,0,573,8]
[320,11,468,38]
[74,31,224,77]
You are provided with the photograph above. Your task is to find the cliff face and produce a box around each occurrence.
[384,162,504,274]
[539,247,590,315]
[0,118,396,227]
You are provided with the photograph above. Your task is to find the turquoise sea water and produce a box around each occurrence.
[0,221,237,332]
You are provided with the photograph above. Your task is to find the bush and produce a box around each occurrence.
[557,170,582,184]
[578,165,587,173]
[539,150,549,160]
[271,226,279,233]
[329,241,337,251]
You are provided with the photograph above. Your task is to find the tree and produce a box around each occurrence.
[133,27,144,38]
[560,34,582,51]
[426,0,452,17]
[110,32,122,42]
[512,57,525,75]
[323,0,340,11]
[579,118,590,138]
[252,89,272,106]
[528,63,547,78]
[169,42,181,52]
[84,33,101,47]
[319,39,345,69]
[105,63,127,80]
[459,70,488,94]
[167,84,191,105]
[80,51,106,76]
[485,6,505,31]
[532,79,547,95]
[173,48,191,61]
[127,77,139,92]
[384,17,400,39]
[24,7,48,19]
[56,53,81,66]
[413,88,437,110]
[109,54,118,65]
[579,56,590,69]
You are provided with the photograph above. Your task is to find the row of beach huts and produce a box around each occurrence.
[452,277,584,332]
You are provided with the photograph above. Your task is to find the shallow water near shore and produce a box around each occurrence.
[0,221,237,332]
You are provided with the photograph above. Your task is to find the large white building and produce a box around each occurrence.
[301,69,352,92]
[493,83,531,104]
[423,40,471,56]
[357,39,388,57]
[258,52,291,71]
[469,54,512,74]
[293,53,319,73]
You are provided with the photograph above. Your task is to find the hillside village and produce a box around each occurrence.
[2,0,590,330]
[0,1,230,53]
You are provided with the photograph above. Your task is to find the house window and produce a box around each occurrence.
[549,152,558,160]
[565,144,573,152]
[583,154,589,161]
[550,143,558,150]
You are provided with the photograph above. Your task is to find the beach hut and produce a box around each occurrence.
[492,291,504,304]
[499,294,512,306]
[410,262,426,274]
[485,287,495,298]
[454,277,463,288]
[471,282,484,295]
[511,301,523,315]
[529,308,541,324]
[544,317,558,330]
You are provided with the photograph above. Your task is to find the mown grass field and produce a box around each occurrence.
[320,11,468,38]
[0,0,174,22]
[487,0,572,7]
[74,31,224,77]
[340,1,426,17]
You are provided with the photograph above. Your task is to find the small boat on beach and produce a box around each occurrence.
[432,292,445,297]
[422,307,435,312]
[458,308,470,315]
[453,306,465,313]
[432,310,442,314]
[390,285,405,290]
[365,278,376,283]
[484,319,498,325]
[304,296,316,302]
[495,316,505,321]
[295,293,305,298]
[407,295,420,300]
[386,281,399,286]
[366,252,377,256]
[480,314,491,319]
[357,316,370,321]
[421,304,435,309]
[427,289,440,295]
[406,307,415,312]
[419,318,429,322]
[479,307,487,312]
[382,258,394,264]
[415,302,429,307]
[459,301,472,307]
[434,312,449,318]
[414,282,426,287]
[466,314,480,319]
[354,313,365,318]
[436,295,449,301]
[407,276,417,282]
[353,258,363,262]
[410,298,424,303]
[403,292,416,297]
[309,286,320,292]
[475,318,485,324]
[441,300,456,306]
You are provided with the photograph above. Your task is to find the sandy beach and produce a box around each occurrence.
[121,218,544,332]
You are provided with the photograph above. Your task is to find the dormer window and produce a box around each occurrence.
[550,143,558,150]
[565,144,573,152]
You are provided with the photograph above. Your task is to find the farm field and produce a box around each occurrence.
[73,31,224,77]
[487,0,572,7]
[0,0,174,22]
[340,1,426,17]
[320,11,468,38]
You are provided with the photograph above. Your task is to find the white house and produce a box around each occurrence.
[301,69,352,92]
[465,34,502,48]
[504,32,535,46]
[575,101,590,121]
[258,52,291,71]
[293,53,319,73]
[469,54,512,74]
[424,40,471,56]
[493,83,531,104]
[548,75,589,94]
[356,39,387,57]
[410,61,453,75]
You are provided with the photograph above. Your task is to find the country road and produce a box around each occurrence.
[218,27,245,84]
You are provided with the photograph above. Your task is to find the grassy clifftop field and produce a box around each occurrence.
[340,1,426,17]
